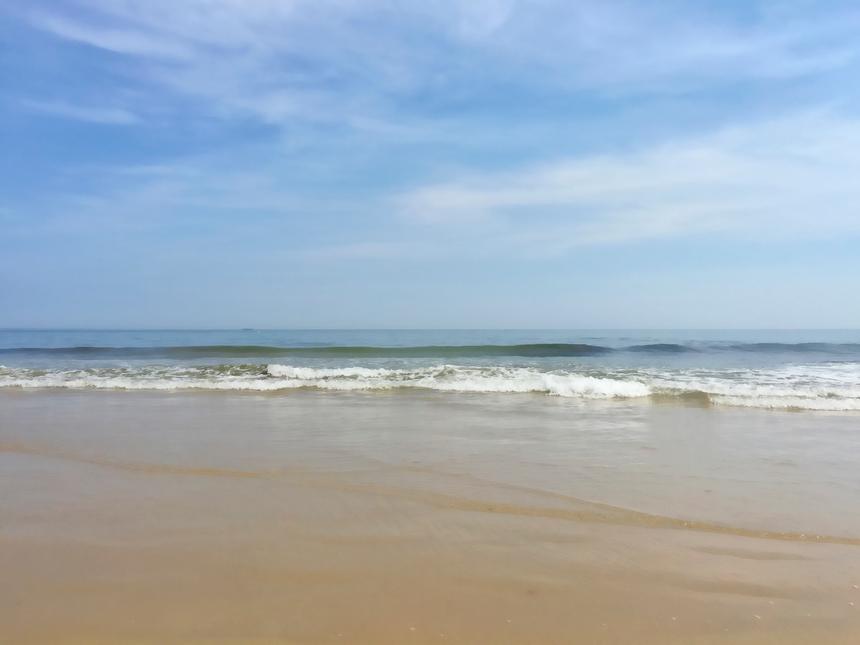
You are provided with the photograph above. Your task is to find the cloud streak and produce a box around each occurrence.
[19,0,860,131]
[22,99,139,124]
[29,9,192,59]
[399,111,860,251]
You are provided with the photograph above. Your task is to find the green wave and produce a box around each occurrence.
[1,343,615,358]
[3,341,859,359]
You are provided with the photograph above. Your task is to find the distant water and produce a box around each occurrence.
[2,329,859,411]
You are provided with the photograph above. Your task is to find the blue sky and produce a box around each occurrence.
[2,0,860,328]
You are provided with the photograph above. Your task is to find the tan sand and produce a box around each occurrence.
[2,390,859,643]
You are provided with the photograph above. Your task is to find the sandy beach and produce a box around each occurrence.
[2,389,859,644]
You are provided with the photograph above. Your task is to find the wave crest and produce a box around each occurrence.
[2,363,859,410]
[265,364,652,398]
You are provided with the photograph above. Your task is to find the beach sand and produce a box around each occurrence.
[2,390,860,643]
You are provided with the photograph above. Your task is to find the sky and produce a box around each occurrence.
[2,0,860,328]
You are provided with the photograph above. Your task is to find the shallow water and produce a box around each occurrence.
[2,389,860,644]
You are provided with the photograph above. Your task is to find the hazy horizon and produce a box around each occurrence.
[3,327,860,332]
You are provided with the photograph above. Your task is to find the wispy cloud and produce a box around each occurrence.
[399,111,860,252]
[19,0,860,131]
[28,9,192,59]
[10,4,860,251]
[21,99,139,124]
[5,1,860,327]
[11,107,860,262]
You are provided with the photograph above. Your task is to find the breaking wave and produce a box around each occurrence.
[1,363,859,411]
[266,364,650,397]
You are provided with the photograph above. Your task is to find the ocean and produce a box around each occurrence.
[2,329,859,411]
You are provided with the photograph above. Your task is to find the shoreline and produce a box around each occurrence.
[3,390,860,643]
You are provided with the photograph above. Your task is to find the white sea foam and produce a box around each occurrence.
[643,363,860,411]
[0,364,650,399]
[1,363,859,410]
[709,395,860,411]
[267,364,652,398]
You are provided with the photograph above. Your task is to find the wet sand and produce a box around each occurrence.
[2,390,860,643]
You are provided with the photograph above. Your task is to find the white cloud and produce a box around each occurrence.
[398,111,860,251]
[11,2,860,262]
[13,108,860,260]
[488,2,860,88]
[29,10,192,59]
[21,99,140,124]
[20,0,860,130]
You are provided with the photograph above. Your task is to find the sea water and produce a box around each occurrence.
[1,329,859,411]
